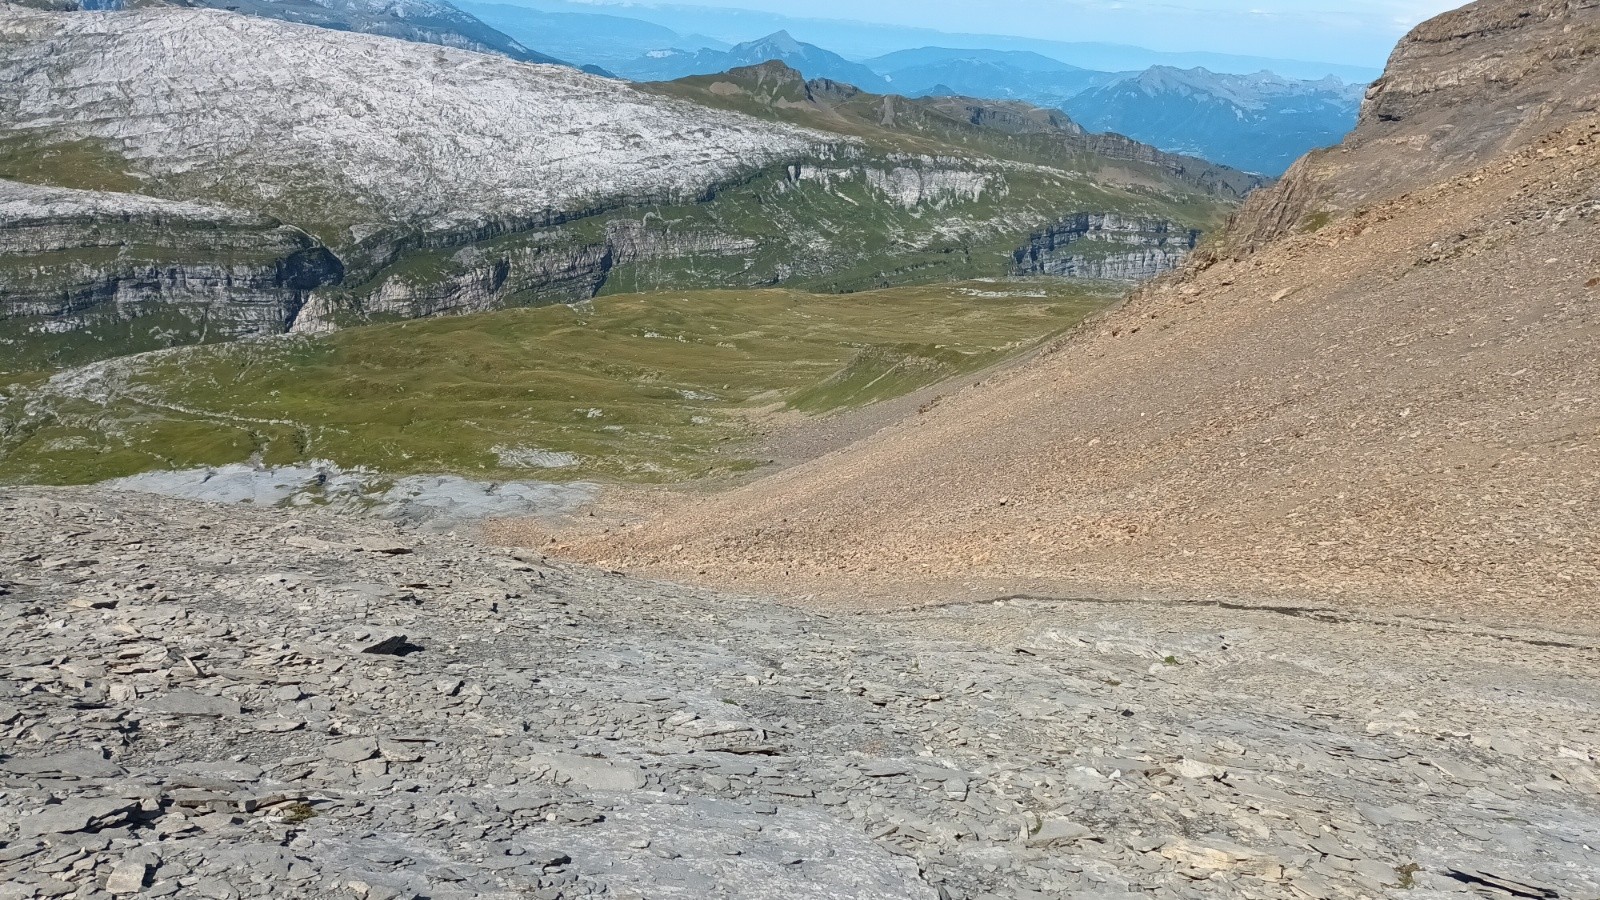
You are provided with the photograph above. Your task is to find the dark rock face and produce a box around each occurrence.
[292,217,763,330]
[1014,214,1201,281]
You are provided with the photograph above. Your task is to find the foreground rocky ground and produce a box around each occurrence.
[2,486,1599,899]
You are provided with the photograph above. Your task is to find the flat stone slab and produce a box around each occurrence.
[19,799,139,838]
[527,754,648,792]
[2,749,124,779]
[138,692,241,717]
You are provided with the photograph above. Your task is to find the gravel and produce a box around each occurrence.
[2,486,1598,899]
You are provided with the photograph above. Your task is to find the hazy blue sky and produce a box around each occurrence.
[564,0,1468,66]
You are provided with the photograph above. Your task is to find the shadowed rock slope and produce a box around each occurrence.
[568,0,1600,625]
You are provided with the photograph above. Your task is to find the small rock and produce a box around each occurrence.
[105,860,151,895]
[324,738,380,763]
[863,762,910,778]
[359,633,414,655]
[1029,819,1094,848]
[1170,758,1228,780]
[19,799,139,838]
[2,749,124,779]
[254,718,306,733]
[359,539,413,555]
[140,692,241,717]
[529,754,646,791]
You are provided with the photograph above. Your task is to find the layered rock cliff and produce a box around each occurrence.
[0,180,339,368]
[292,219,762,331]
[1012,214,1199,281]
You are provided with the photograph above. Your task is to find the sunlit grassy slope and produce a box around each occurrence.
[0,280,1117,485]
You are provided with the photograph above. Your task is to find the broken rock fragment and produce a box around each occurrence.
[19,798,139,838]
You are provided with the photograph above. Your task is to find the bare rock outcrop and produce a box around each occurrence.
[1012,214,1200,281]
[5,487,1599,899]
[0,179,341,363]
[1228,0,1600,249]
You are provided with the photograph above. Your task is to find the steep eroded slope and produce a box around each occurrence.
[566,0,1600,624]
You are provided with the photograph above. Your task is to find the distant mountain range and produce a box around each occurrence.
[174,0,571,64]
[558,26,1366,175]
[1062,67,1367,176]
[857,49,1366,174]
[16,0,1366,174]
[868,47,1118,107]
[477,0,1380,82]
[609,31,890,90]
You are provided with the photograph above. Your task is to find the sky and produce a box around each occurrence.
[561,0,1468,68]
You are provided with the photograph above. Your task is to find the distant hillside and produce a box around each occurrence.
[611,30,890,89]
[1063,67,1365,175]
[650,61,1262,199]
[880,60,1114,107]
[867,47,1086,74]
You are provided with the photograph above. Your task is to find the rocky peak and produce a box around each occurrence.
[1228,0,1600,248]
[741,29,805,57]
[727,59,807,85]
[1360,0,1600,142]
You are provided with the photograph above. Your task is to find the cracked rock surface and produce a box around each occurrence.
[2,487,1598,899]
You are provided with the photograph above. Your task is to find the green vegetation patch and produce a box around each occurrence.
[0,303,242,375]
[0,134,144,194]
[0,281,1116,485]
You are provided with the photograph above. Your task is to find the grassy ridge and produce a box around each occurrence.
[0,280,1117,485]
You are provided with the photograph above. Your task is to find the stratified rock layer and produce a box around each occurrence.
[1229,0,1600,248]
[1013,214,1200,281]
[0,179,341,362]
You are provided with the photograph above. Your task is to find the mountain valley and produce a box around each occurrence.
[0,5,1247,373]
[0,280,1115,486]
[2,2,1599,899]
